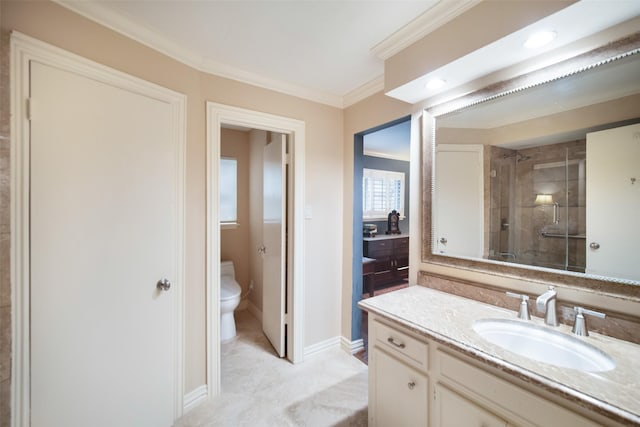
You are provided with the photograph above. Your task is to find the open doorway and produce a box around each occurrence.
[351,116,412,363]
[218,128,288,359]
[206,103,306,398]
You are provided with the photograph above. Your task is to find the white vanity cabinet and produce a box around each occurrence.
[372,349,428,426]
[435,385,507,427]
[369,320,429,426]
[368,314,616,427]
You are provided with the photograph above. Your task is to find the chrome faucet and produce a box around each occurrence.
[506,291,531,320]
[572,306,606,337]
[536,286,558,326]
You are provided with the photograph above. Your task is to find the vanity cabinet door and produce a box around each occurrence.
[371,347,428,427]
[435,384,507,427]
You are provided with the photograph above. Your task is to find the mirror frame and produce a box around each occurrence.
[422,32,640,298]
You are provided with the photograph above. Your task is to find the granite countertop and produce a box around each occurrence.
[358,286,640,426]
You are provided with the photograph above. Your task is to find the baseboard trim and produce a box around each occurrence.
[246,301,262,323]
[183,384,208,413]
[304,336,341,358]
[341,336,364,355]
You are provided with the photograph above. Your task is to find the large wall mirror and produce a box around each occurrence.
[424,34,640,293]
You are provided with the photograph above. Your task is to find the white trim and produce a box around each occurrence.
[363,148,411,162]
[52,0,343,108]
[247,301,263,323]
[10,31,186,427]
[341,336,365,355]
[370,0,482,60]
[343,75,385,108]
[183,385,208,413]
[206,102,306,400]
[304,336,342,358]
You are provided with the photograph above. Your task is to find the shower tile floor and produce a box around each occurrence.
[173,310,368,427]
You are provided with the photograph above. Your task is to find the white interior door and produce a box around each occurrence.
[586,123,640,281]
[262,134,287,357]
[30,60,181,427]
[434,144,484,258]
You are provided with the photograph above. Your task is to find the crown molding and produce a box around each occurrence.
[200,56,344,107]
[54,0,344,108]
[53,1,205,68]
[363,149,410,162]
[343,75,385,108]
[371,0,482,61]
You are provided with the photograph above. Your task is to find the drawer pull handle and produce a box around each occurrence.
[387,337,406,349]
[408,381,416,390]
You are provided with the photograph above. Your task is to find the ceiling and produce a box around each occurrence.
[57,1,640,115]
[58,0,457,107]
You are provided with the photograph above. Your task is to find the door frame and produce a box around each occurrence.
[10,32,186,426]
[206,102,305,398]
[351,115,417,345]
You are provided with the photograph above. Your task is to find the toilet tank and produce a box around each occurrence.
[220,260,235,278]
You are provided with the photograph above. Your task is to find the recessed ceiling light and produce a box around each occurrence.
[524,31,557,49]
[425,78,446,90]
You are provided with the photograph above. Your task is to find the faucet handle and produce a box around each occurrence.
[572,306,606,337]
[506,292,531,320]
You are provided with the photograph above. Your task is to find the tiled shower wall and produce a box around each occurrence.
[488,140,586,272]
[0,29,12,427]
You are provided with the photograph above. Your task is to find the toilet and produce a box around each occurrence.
[220,260,242,341]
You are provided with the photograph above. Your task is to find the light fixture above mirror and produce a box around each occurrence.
[524,30,557,49]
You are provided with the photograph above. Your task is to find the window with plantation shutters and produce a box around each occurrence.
[363,168,405,220]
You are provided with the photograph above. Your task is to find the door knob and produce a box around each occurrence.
[157,278,171,291]
[439,237,447,244]
[589,242,600,250]
[258,245,266,255]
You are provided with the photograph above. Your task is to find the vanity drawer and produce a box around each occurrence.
[364,240,393,258]
[373,320,428,371]
[393,237,409,253]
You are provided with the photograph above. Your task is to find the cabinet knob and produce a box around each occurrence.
[408,381,416,390]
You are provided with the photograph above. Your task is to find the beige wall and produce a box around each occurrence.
[1,0,344,402]
[220,129,251,295]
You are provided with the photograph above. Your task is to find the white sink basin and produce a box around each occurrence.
[473,319,615,373]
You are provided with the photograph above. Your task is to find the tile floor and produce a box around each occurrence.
[173,310,368,427]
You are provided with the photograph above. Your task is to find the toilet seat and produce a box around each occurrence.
[221,276,241,301]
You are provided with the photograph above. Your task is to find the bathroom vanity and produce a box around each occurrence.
[363,235,409,293]
[358,286,640,427]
